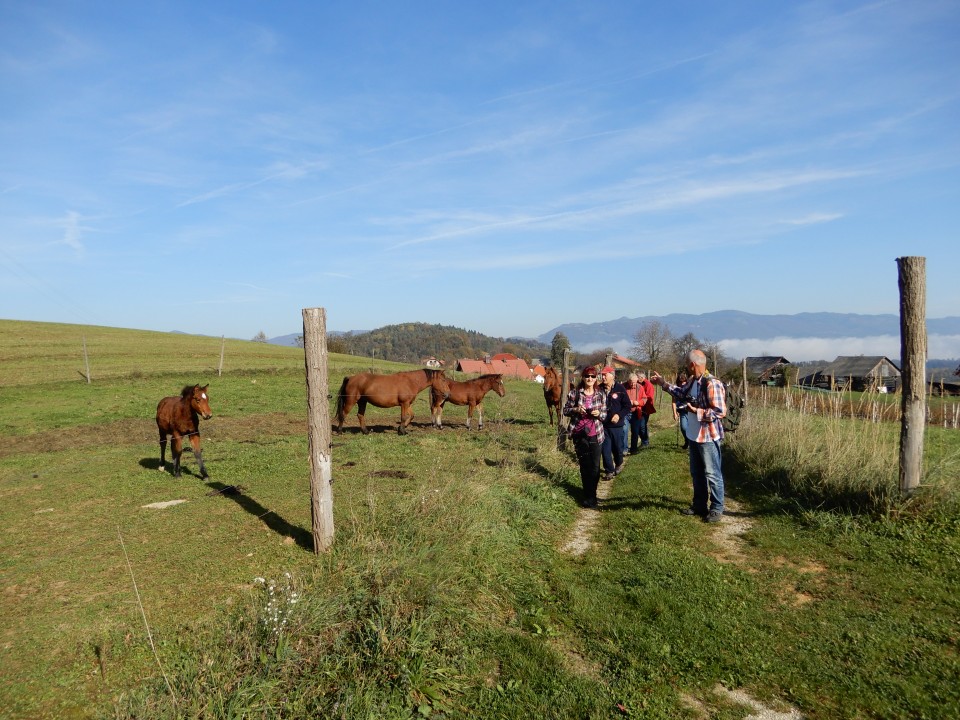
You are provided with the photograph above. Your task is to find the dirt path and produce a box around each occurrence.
[561,482,806,719]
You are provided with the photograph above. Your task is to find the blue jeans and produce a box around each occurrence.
[688,439,724,514]
[637,413,650,447]
[602,425,625,474]
[621,416,630,451]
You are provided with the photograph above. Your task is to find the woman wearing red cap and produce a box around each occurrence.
[562,366,608,509]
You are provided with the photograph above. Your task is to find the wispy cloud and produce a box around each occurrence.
[177,160,326,207]
[58,211,86,254]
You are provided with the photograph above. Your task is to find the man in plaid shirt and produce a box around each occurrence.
[651,349,727,523]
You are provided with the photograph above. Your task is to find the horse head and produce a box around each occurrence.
[492,374,506,397]
[428,370,451,401]
[190,384,213,420]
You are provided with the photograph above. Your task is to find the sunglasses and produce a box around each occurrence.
[583,375,597,379]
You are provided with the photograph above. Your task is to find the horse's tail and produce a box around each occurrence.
[335,376,350,424]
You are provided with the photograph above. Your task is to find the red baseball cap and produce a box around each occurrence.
[601,366,615,374]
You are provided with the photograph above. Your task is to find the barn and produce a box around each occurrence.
[744,356,791,386]
[801,356,901,392]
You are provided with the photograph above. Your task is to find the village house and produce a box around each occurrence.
[744,356,791,386]
[798,356,901,392]
[456,352,533,380]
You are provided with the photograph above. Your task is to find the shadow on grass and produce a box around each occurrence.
[138,457,311,547]
[203,480,314,551]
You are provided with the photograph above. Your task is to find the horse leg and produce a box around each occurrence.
[158,430,167,473]
[476,403,483,431]
[336,394,356,434]
[432,402,443,429]
[172,435,183,478]
[190,434,209,479]
[398,400,411,435]
[357,399,369,434]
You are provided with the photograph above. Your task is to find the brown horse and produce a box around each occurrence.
[430,373,505,430]
[156,384,212,478]
[335,368,450,435]
[543,367,563,425]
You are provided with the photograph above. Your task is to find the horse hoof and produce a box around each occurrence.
[158,466,165,472]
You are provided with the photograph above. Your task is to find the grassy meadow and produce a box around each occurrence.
[1,319,958,719]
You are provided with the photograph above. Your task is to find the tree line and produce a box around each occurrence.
[549,321,738,380]
[306,322,552,366]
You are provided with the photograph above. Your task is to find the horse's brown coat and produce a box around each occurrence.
[335,368,450,434]
[156,384,212,478]
[543,367,563,425]
[430,373,505,430]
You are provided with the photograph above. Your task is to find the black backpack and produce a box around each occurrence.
[700,377,744,432]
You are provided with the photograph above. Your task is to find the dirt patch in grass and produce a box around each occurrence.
[561,476,615,556]
[681,684,804,719]
[706,497,754,564]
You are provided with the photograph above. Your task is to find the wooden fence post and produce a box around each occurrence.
[741,357,747,406]
[897,256,926,497]
[558,348,572,450]
[82,335,91,384]
[302,308,334,552]
[218,335,225,377]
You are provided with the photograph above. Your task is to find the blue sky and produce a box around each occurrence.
[1,0,958,348]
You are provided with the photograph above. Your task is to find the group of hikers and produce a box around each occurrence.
[562,349,727,522]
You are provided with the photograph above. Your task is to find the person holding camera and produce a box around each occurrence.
[650,350,727,523]
[563,365,608,509]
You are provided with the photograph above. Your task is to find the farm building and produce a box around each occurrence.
[609,354,642,372]
[744,356,791,386]
[456,353,533,380]
[799,356,901,392]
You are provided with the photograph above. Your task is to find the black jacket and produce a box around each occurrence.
[603,382,631,428]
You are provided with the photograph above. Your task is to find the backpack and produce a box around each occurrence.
[700,377,744,432]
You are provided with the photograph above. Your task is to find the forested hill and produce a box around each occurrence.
[329,323,552,366]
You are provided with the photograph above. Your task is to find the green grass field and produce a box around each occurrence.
[1,319,958,719]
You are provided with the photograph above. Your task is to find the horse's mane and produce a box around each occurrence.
[477,374,503,380]
[180,385,197,398]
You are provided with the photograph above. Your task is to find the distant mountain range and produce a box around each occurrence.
[268,311,960,364]
[537,311,960,348]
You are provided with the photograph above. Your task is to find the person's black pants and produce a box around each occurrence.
[573,434,602,503]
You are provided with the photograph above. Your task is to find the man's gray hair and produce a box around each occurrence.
[689,349,707,366]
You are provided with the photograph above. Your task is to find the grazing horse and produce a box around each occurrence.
[430,373,506,430]
[156,384,213,478]
[335,368,450,435]
[543,367,563,425]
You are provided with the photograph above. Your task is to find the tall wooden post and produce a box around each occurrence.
[218,335,225,377]
[558,348,572,450]
[741,357,748,406]
[82,335,91,384]
[897,256,926,496]
[302,308,334,552]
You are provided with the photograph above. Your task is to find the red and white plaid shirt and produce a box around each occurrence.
[663,373,726,442]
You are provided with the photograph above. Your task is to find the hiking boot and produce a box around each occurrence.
[582,498,599,509]
[679,507,703,517]
[602,472,615,481]
[704,510,723,523]
[614,462,624,475]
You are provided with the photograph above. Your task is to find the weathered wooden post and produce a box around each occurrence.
[302,308,334,552]
[218,335,225,377]
[897,256,926,496]
[741,357,748,406]
[82,335,91,384]
[557,348,572,450]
